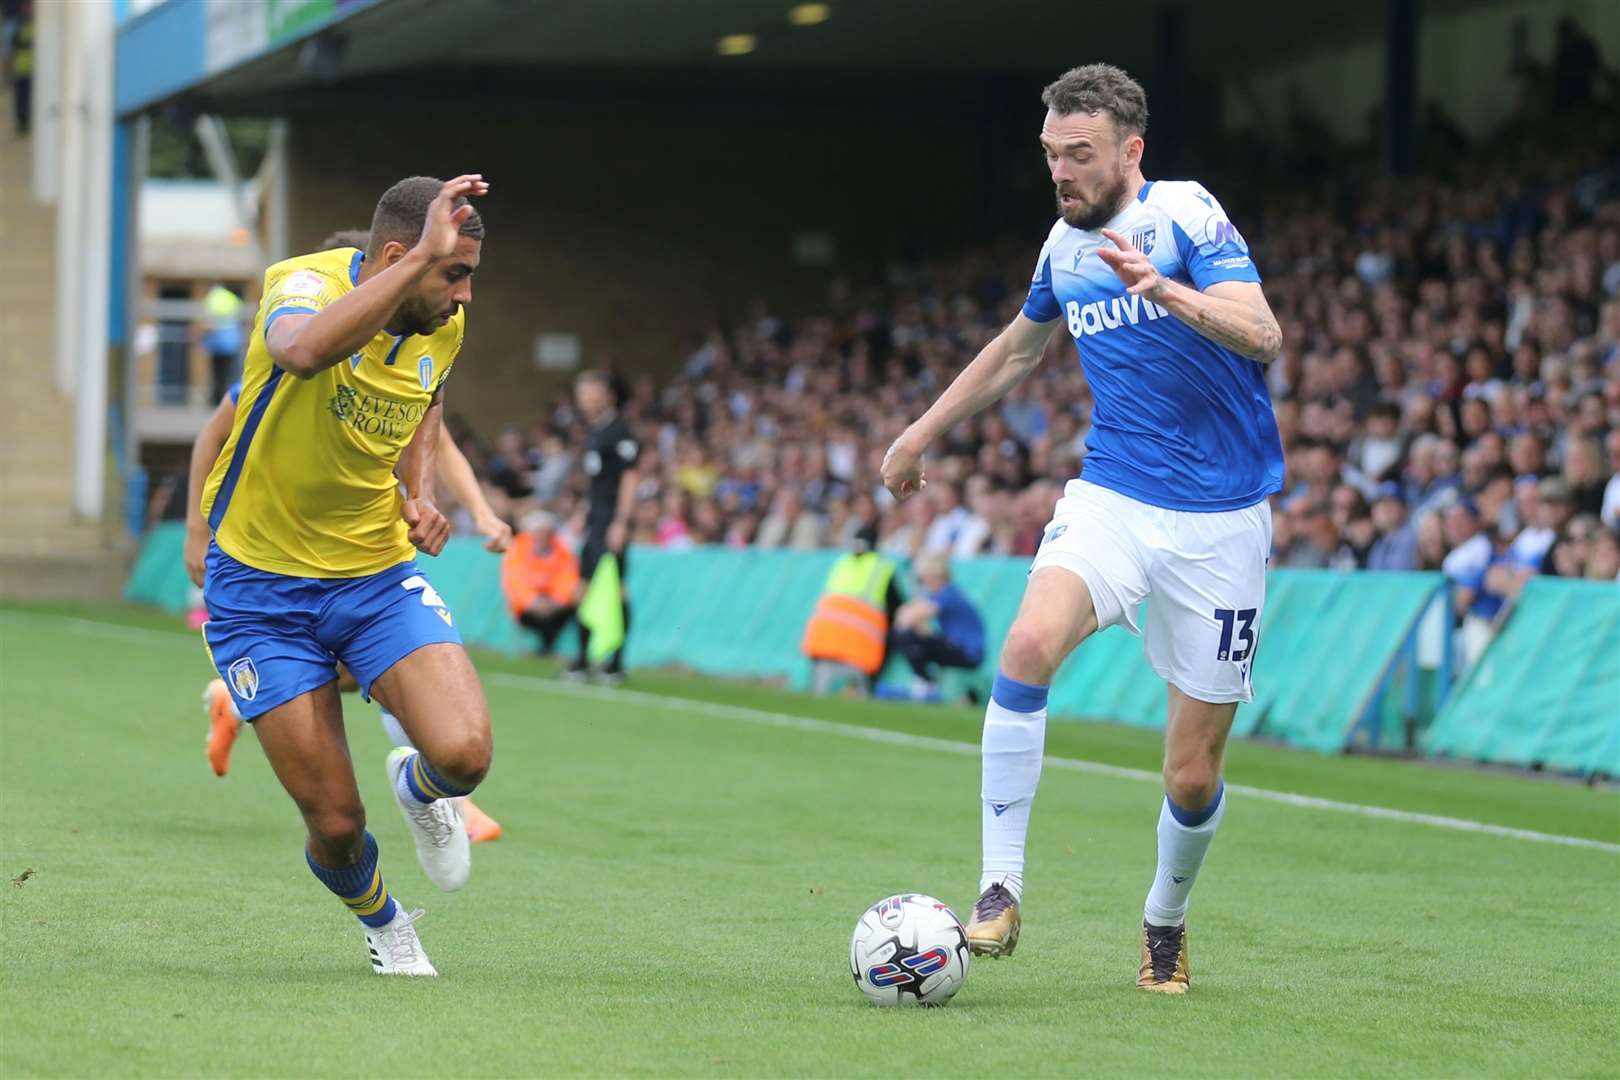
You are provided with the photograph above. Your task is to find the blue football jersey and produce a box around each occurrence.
[1023,179,1284,512]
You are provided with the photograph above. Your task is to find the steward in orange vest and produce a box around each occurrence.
[802,524,903,681]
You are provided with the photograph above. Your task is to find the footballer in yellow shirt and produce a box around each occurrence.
[198,175,493,976]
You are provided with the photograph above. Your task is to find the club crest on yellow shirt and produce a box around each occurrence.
[418,355,434,391]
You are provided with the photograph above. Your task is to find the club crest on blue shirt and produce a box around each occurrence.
[418,355,434,391]
[227,657,259,702]
[1129,225,1157,255]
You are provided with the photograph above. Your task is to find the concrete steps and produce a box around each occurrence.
[0,82,130,602]
[0,554,131,602]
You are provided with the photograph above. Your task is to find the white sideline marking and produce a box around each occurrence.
[488,673,1620,857]
[12,611,1615,855]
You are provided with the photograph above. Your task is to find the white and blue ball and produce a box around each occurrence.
[849,893,970,1006]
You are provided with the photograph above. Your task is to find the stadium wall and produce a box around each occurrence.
[123,525,1617,773]
[282,84,1020,430]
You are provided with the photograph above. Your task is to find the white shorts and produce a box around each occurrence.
[1030,479,1272,704]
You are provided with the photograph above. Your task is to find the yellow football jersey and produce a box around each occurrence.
[200,247,465,578]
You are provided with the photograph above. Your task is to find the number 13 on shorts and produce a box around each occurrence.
[1212,608,1257,663]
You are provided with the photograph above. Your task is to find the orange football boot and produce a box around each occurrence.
[459,798,503,843]
[204,678,241,778]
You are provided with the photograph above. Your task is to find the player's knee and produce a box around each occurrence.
[430,727,492,787]
[1163,760,1221,811]
[999,620,1063,684]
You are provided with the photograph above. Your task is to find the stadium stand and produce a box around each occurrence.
[454,127,1620,590]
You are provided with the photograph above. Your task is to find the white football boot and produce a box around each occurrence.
[364,906,437,976]
[386,747,471,891]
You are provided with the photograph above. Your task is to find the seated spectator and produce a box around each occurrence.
[488,426,536,499]
[920,482,971,556]
[890,553,986,699]
[1415,510,1448,571]
[756,488,824,550]
[531,432,573,503]
[1347,401,1406,485]
[500,511,580,655]
[1562,435,1609,519]
[1587,527,1620,581]
[1331,513,1378,570]
[1277,501,1338,568]
[1508,477,1574,570]
[1367,483,1420,570]
[655,488,695,549]
[1440,500,1502,665]
[1602,429,1620,529]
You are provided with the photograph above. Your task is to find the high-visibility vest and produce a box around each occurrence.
[12,21,32,79]
[801,552,895,675]
[501,532,581,617]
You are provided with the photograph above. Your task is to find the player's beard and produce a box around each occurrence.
[396,297,454,337]
[1057,165,1129,231]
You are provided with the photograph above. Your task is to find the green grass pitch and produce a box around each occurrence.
[2,602,1617,1077]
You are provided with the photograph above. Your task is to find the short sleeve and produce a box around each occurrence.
[615,434,640,466]
[263,265,342,334]
[226,381,242,405]
[1167,185,1262,290]
[1021,232,1063,323]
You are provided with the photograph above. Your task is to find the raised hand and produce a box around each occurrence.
[416,174,490,261]
[1096,228,1166,301]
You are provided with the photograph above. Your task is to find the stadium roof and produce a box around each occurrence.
[115,0,1508,118]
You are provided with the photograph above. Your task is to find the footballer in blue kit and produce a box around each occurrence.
[882,63,1286,993]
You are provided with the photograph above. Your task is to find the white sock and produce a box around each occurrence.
[1143,784,1227,927]
[980,672,1048,903]
[379,708,413,749]
[394,754,426,806]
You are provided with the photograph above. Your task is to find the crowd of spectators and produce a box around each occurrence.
[453,125,1620,643]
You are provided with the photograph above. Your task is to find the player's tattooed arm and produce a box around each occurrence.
[1096,229,1282,363]
[1174,281,1284,363]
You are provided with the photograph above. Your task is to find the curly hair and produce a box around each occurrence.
[1041,63,1149,138]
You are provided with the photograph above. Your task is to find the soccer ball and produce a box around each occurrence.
[849,893,970,1006]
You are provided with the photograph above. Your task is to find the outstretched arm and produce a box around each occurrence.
[1096,228,1282,363]
[881,312,1059,500]
[266,175,489,378]
[435,419,512,552]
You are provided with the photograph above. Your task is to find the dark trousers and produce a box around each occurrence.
[574,540,629,673]
[13,75,29,134]
[209,351,236,405]
[519,606,574,655]
[891,629,978,681]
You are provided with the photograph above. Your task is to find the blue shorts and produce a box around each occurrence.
[202,542,463,721]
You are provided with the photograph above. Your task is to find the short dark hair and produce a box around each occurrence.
[1041,63,1149,138]
[368,176,484,258]
[318,228,371,251]
[575,368,624,405]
